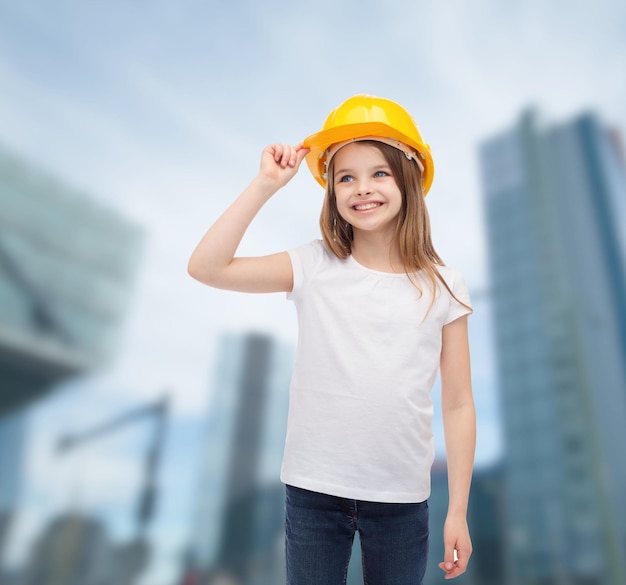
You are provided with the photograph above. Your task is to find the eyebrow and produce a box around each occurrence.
[334,164,391,175]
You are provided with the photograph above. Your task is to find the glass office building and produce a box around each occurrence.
[0,144,143,415]
[189,332,293,584]
[0,143,143,564]
[480,110,626,584]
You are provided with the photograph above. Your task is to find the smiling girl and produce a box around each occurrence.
[188,94,475,585]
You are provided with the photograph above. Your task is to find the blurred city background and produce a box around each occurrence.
[0,1,625,584]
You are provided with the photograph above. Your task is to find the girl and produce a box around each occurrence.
[188,94,475,584]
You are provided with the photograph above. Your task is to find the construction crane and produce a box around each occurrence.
[55,395,170,584]
[57,395,169,536]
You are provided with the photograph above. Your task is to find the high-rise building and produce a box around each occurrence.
[21,512,113,585]
[480,110,626,584]
[189,332,293,584]
[0,144,143,415]
[0,143,143,573]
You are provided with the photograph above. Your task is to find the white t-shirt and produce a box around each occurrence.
[281,239,473,503]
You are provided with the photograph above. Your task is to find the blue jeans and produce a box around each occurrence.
[285,485,429,585]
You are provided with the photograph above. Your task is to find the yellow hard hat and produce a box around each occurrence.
[303,94,434,194]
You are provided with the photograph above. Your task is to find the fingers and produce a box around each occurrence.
[438,544,471,579]
[271,144,292,168]
[439,542,456,578]
[259,143,310,189]
[437,560,467,579]
[294,143,310,166]
[268,143,310,169]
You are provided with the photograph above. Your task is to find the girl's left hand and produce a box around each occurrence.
[438,515,472,579]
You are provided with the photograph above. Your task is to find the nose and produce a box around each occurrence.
[356,177,373,196]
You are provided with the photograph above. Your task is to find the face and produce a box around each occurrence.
[332,142,403,237]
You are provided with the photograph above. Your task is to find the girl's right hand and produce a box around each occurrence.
[258,143,310,190]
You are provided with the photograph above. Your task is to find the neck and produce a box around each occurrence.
[351,229,403,273]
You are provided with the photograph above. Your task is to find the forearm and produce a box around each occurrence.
[439,315,475,578]
[188,143,307,289]
[442,401,476,517]
[187,175,276,285]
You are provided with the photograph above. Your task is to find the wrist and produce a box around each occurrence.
[446,506,468,520]
[251,174,281,197]
[252,172,281,193]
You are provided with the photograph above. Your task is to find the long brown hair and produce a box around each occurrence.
[319,140,470,316]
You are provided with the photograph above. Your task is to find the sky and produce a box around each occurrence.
[1,1,625,583]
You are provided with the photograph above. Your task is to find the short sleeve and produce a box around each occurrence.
[286,240,325,301]
[443,269,473,325]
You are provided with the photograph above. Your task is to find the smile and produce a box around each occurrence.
[353,202,383,211]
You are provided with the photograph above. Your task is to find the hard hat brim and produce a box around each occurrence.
[303,122,434,193]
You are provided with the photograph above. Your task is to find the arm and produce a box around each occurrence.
[438,314,476,580]
[187,143,309,293]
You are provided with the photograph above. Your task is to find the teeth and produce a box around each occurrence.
[354,202,381,210]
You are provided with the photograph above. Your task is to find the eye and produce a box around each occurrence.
[374,170,389,178]
[337,175,354,183]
